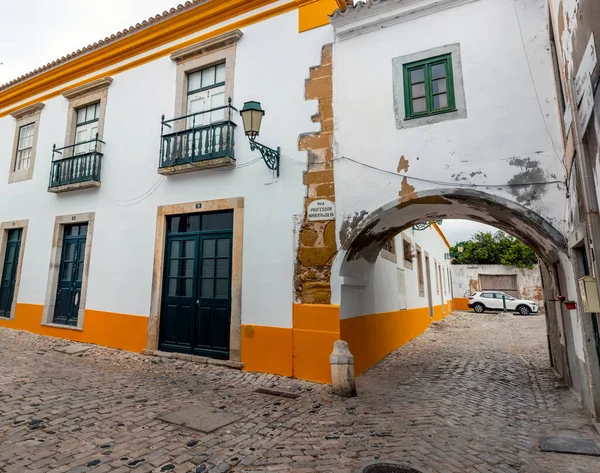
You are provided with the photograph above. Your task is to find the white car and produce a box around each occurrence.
[468,291,538,315]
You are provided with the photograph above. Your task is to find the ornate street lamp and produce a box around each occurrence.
[240,101,280,177]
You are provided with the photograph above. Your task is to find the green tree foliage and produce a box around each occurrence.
[449,231,538,269]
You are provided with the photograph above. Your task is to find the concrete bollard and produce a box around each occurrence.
[330,340,357,397]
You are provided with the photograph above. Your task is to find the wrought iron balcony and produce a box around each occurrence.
[159,101,237,174]
[48,135,103,193]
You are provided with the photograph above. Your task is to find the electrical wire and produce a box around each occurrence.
[102,176,165,204]
[282,151,565,189]
[100,157,264,207]
[338,156,565,188]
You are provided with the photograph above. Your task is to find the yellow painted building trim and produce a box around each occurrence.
[241,303,341,383]
[0,303,148,352]
[298,0,345,32]
[243,302,453,383]
[432,222,451,249]
[0,0,311,116]
[341,305,452,376]
[292,303,340,332]
[241,324,293,376]
[292,303,340,383]
[454,297,470,311]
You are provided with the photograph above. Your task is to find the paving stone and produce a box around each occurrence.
[157,406,239,433]
[55,344,93,355]
[0,313,599,472]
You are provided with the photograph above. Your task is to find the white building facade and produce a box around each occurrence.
[0,0,454,384]
[328,0,600,418]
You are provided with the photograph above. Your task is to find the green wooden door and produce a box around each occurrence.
[159,211,233,359]
[53,223,87,326]
[159,235,199,353]
[195,234,232,358]
[0,229,23,318]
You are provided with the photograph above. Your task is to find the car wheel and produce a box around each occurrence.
[473,303,485,313]
[518,305,531,316]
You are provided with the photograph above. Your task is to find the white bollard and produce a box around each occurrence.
[330,340,357,397]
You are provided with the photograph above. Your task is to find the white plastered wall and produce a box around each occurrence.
[0,9,333,330]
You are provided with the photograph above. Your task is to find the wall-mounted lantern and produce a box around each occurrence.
[240,101,280,177]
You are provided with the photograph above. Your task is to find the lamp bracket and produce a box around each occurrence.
[412,219,442,231]
[249,139,280,177]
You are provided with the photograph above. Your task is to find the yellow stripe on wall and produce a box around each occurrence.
[341,305,452,376]
[454,298,470,310]
[0,303,148,352]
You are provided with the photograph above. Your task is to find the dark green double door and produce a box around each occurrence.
[159,211,233,359]
[0,229,23,318]
[54,223,88,326]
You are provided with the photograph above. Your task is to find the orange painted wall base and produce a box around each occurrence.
[0,303,148,352]
[242,302,454,382]
[241,304,340,383]
[454,298,470,310]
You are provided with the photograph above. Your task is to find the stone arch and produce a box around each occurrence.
[337,188,567,273]
[331,188,570,378]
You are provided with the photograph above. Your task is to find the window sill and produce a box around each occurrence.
[48,180,101,193]
[41,322,83,332]
[381,249,397,263]
[158,157,235,175]
[403,260,413,270]
[405,108,457,121]
[8,167,34,184]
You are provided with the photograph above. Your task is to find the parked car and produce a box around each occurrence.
[468,291,538,315]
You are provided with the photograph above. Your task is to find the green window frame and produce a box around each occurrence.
[403,54,456,119]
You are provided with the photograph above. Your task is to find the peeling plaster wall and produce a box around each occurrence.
[332,0,565,237]
[451,264,545,312]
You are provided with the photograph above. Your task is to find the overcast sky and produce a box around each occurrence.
[440,220,499,245]
[0,0,183,84]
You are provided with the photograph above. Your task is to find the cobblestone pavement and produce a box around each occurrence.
[1,312,599,473]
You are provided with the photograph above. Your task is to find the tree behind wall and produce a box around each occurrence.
[450,231,538,269]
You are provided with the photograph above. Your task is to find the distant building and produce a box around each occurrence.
[452,264,545,313]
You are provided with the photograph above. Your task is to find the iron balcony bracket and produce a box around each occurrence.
[249,139,280,177]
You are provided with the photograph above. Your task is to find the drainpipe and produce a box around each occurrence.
[568,77,600,418]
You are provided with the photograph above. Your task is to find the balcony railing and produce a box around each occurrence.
[49,135,103,190]
[159,101,237,169]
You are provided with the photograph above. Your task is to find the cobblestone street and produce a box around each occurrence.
[1,312,599,473]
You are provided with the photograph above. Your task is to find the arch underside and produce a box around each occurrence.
[341,188,567,266]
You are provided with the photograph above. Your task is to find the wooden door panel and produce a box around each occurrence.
[53,224,87,326]
[212,307,230,351]
[0,230,22,317]
[159,212,233,360]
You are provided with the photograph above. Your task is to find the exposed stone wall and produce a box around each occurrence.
[295,44,337,304]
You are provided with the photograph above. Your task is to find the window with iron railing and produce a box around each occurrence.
[160,63,236,169]
[49,103,103,189]
[49,135,104,189]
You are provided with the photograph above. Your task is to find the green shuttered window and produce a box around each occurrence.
[403,54,456,119]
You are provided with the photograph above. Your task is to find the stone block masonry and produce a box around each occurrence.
[296,44,337,305]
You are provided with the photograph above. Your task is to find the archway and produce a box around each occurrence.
[331,188,572,381]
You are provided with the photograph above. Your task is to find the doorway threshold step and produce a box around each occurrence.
[142,349,244,370]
